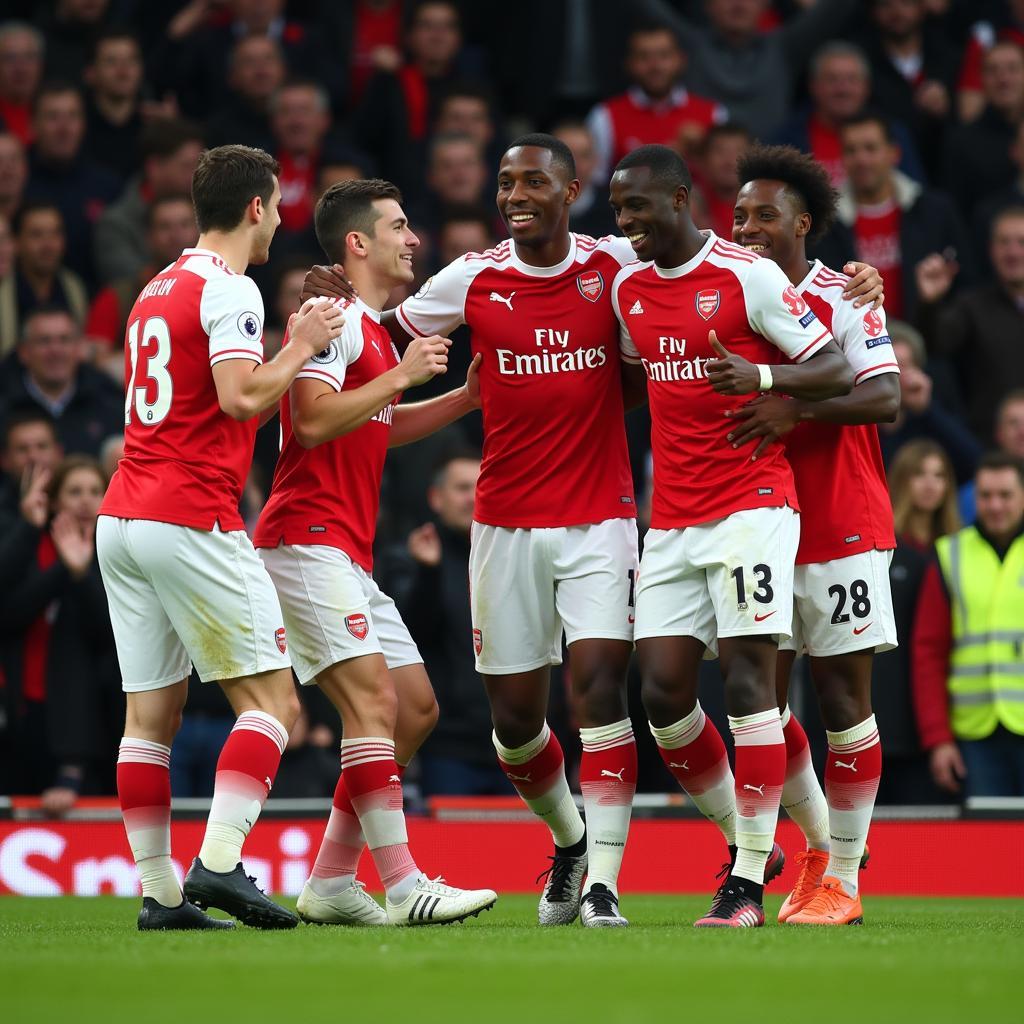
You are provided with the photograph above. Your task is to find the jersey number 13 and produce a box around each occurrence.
[125,317,173,426]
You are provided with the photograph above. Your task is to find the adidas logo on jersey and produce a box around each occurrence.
[629,300,644,315]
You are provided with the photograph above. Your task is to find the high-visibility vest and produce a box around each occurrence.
[935,527,1024,740]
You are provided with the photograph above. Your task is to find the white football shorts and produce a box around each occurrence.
[468,517,639,674]
[259,543,421,685]
[634,506,800,657]
[780,548,898,656]
[96,516,292,692]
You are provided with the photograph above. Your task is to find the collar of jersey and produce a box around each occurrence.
[181,247,222,260]
[795,259,824,294]
[508,234,579,277]
[653,231,715,279]
[356,296,382,323]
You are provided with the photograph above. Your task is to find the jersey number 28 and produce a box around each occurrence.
[125,317,173,426]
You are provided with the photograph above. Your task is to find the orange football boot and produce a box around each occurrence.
[785,876,863,926]
[777,849,829,923]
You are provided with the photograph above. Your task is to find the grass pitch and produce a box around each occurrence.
[2,895,1021,1024]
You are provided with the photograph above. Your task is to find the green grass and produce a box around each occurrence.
[2,895,1021,1024]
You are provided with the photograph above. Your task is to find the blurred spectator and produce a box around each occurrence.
[0,21,44,145]
[0,201,88,353]
[92,117,203,285]
[0,454,118,808]
[873,438,960,804]
[960,390,1024,524]
[973,119,1024,274]
[436,206,494,268]
[772,40,923,186]
[415,133,488,233]
[270,79,331,235]
[356,0,475,194]
[316,147,374,196]
[329,0,405,107]
[879,321,982,484]
[81,28,147,183]
[913,452,1024,798]
[0,306,122,456]
[203,33,285,151]
[923,207,1024,444]
[384,449,513,796]
[811,113,970,323]
[0,409,63,528]
[0,131,28,221]
[955,0,1024,122]
[97,430,122,482]
[585,22,726,183]
[38,0,114,86]
[943,41,1024,222]
[691,122,752,240]
[658,0,855,138]
[0,211,12,278]
[22,80,119,285]
[85,194,197,358]
[434,81,499,164]
[553,120,618,239]
[854,0,961,172]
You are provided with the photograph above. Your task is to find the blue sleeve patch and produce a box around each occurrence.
[865,335,892,349]
[798,310,818,328]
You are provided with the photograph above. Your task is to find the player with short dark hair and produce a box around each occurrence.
[96,144,343,931]
[610,143,854,928]
[724,144,898,925]
[255,179,496,926]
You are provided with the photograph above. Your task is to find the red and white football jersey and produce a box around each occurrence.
[613,233,834,530]
[254,298,399,572]
[787,261,899,564]
[394,234,637,528]
[100,247,266,532]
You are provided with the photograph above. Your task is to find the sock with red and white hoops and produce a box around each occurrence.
[198,710,288,872]
[117,737,180,907]
[341,738,420,903]
[824,715,881,897]
[730,709,786,886]
[650,703,737,846]
[780,705,830,852]
[494,723,586,850]
[579,719,637,892]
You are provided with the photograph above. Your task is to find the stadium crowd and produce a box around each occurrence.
[0,0,1023,815]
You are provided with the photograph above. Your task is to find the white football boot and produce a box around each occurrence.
[297,879,387,926]
[386,876,497,926]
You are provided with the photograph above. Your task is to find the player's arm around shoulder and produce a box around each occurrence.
[743,257,854,401]
[210,278,344,420]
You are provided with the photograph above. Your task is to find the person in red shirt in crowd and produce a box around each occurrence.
[0,21,44,146]
[85,195,198,368]
[691,123,752,241]
[956,0,1024,121]
[812,113,971,324]
[97,144,343,931]
[586,22,727,183]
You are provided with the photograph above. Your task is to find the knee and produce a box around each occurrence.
[723,659,775,718]
[573,666,628,726]
[490,703,544,749]
[640,666,693,728]
[274,688,302,733]
[815,680,866,733]
[415,693,440,742]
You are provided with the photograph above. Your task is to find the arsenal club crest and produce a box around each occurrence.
[274,627,287,653]
[577,271,604,302]
[695,289,720,321]
[346,613,369,641]
[473,628,483,656]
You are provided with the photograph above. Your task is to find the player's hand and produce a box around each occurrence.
[407,522,442,566]
[463,352,482,409]
[705,331,760,394]
[288,297,345,357]
[915,252,958,305]
[842,262,885,310]
[19,462,51,529]
[300,264,357,305]
[929,741,966,794]
[724,394,799,460]
[397,335,451,387]
[40,786,78,816]
[51,512,94,579]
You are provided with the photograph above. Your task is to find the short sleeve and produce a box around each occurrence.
[202,273,266,366]
[611,266,641,363]
[744,258,833,362]
[830,298,900,386]
[394,256,473,338]
[295,300,363,392]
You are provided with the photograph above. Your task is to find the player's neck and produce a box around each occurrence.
[513,231,571,269]
[195,232,251,274]
[655,222,706,270]
[343,263,389,312]
[781,249,811,287]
